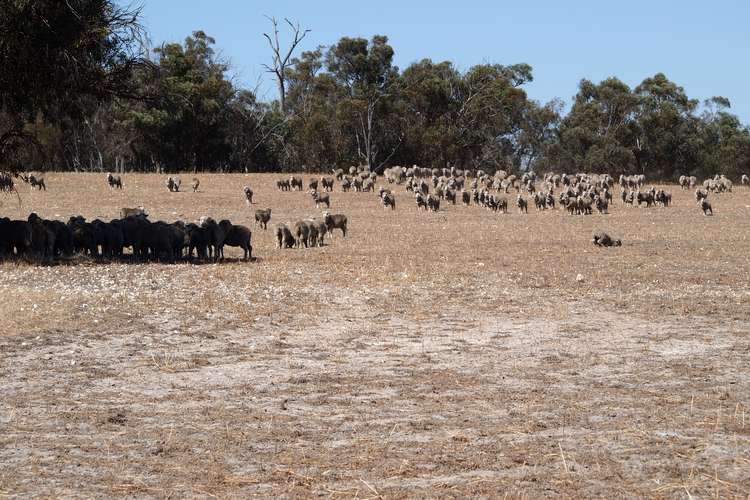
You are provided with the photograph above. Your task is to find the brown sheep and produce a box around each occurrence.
[254,208,271,230]
[323,212,347,237]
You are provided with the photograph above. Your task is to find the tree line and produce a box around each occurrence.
[2,1,749,180]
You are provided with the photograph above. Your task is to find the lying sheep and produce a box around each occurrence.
[120,206,148,219]
[592,231,622,247]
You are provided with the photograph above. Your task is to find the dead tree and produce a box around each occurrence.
[262,17,310,115]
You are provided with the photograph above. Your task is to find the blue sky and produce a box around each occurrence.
[139,0,750,123]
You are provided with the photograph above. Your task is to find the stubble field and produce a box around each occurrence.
[1,173,749,498]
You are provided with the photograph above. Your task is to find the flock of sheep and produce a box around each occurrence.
[0,171,351,264]
[380,166,733,219]
[0,208,252,264]
[0,165,746,264]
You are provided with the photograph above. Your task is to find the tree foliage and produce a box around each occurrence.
[0,0,148,168]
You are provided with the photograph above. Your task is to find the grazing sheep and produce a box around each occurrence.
[381,192,396,210]
[312,219,328,246]
[166,176,181,192]
[564,196,578,215]
[191,178,200,192]
[311,190,330,208]
[308,178,319,191]
[323,212,347,237]
[595,195,609,214]
[21,173,46,191]
[497,197,508,213]
[742,174,750,186]
[243,186,254,205]
[303,220,319,248]
[592,231,622,247]
[290,176,303,191]
[700,198,713,216]
[341,177,351,192]
[444,189,457,205]
[291,220,310,248]
[0,172,15,192]
[106,173,123,189]
[218,220,252,261]
[415,192,428,210]
[545,192,555,209]
[634,191,654,207]
[275,223,295,248]
[427,194,440,212]
[655,189,671,207]
[199,216,226,261]
[321,177,335,191]
[533,192,546,210]
[516,195,528,214]
[461,190,471,206]
[695,188,708,202]
[578,195,593,215]
[277,179,291,191]
[254,208,271,230]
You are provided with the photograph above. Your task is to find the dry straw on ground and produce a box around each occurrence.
[1,173,749,497]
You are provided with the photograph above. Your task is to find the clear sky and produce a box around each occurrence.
[138,0,750,123]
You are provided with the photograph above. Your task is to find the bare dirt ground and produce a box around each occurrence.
[1,173,749,498]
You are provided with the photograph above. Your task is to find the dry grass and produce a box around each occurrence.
[1,173,749,497]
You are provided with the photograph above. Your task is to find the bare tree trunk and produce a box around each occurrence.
[278,79,286,116]
[262,17,310,115]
